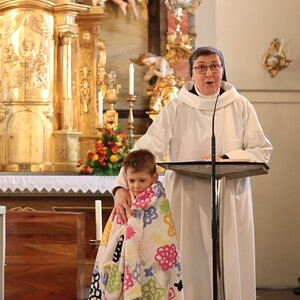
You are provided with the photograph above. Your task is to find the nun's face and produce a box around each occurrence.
[191,54,223,95]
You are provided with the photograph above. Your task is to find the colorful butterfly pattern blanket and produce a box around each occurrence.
[88,181,184,300]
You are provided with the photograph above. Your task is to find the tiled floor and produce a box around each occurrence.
[257,288,300,300]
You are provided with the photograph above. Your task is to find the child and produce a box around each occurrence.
[88,149,183,299]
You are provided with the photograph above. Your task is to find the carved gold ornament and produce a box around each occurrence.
[262,38,292,77]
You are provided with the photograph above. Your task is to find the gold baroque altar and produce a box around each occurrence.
[0,0,195,173]
[0,0,107,173]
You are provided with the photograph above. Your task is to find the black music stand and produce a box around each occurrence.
[157,160,269,300]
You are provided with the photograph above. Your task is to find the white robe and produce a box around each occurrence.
[114,81,273,300]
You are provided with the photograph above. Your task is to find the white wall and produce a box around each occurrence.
[195,0,300,90]
[195,0,300,287]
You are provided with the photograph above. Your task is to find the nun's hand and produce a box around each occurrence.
[111,187,134,224]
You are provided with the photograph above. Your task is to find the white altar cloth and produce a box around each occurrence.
[0,175,116,194]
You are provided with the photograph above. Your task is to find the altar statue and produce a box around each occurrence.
[88,0,140,20]
[111,0,139,20]
[142,54,174,81]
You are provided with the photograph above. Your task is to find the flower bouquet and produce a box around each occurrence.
[78,122,131,176]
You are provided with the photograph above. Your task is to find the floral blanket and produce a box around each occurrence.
[88,181,184,300]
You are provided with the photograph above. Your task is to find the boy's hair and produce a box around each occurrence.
[122,149,157,175]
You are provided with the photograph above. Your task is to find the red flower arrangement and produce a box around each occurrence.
[78,122,131,176]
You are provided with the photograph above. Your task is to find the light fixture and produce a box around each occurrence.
[262,38,292,77]
[165,0,202,36]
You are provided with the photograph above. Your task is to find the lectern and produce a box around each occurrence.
[157,160,269,300]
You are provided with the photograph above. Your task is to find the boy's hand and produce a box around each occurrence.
[111,187,134,224]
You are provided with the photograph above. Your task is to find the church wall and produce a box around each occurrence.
[195,0,300,288]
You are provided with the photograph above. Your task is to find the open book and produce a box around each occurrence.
[219,158,253,162]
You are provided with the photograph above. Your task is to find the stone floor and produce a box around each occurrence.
[257,288,300,300]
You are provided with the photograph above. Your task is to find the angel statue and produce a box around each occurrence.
[142,54,174,81]
[86,0,140,20]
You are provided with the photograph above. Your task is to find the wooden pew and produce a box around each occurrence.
[5,211,85,300]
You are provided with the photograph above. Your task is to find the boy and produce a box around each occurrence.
[88,149,183,300]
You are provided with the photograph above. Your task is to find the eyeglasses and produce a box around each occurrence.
[193,64,222,74]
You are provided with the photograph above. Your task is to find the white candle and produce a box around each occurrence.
[95,200,102,240]
[278,38,284,55]
[98,91,103,125]
[129,63,134,95]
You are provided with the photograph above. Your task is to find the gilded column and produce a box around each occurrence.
[59,32,73,131]
[52,3,89,172]
[76,6,107,162]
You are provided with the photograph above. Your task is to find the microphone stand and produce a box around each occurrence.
[211,93,220,300]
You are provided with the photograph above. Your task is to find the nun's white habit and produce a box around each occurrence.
[114,78,272,299]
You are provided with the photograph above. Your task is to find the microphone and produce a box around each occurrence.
[211,92,220,300]
[211,93,220,167]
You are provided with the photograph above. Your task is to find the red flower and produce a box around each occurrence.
[110,145,119,154]
[118,131,126,138]
[83,165,93,175]
[98,154,106,163]
[87,151,93,159]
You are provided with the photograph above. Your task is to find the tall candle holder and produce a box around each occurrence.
[124,93,137,145]
[103,70,121,124]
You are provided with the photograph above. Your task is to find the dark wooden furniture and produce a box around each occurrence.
[5,211,86,300]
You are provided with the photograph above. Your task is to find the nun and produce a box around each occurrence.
[113,46,273,299]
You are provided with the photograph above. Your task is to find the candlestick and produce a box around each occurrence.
[129,63,134,95]
[124,93,137,145]
[98,91,103,125]
[95,200,102,240]
[89,239,100,250]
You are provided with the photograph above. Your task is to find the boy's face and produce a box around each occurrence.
[126,168,158,197]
